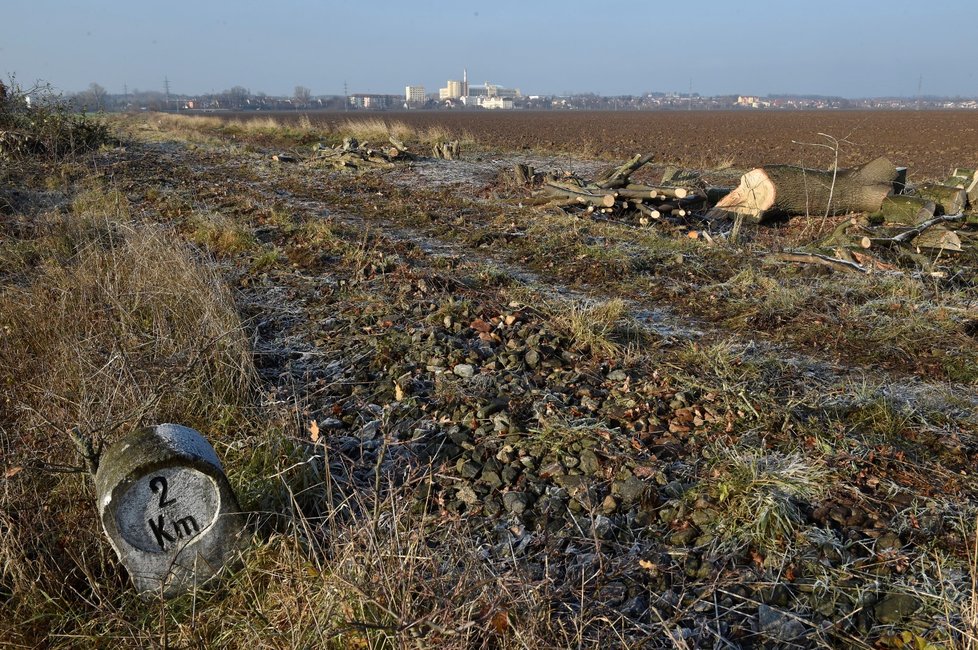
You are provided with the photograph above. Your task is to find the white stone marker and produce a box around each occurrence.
[95,423,247,597]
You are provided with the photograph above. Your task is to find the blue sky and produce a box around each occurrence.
[4,0,978,98]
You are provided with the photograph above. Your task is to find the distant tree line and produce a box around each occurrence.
[63,82,346,112]
[53,80,978,113]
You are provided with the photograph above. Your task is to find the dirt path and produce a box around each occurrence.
[112,135,978,647]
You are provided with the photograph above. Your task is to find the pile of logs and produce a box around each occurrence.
[719,162,978,275]
[305,136,417,171]
[520,151,977,274]
[520,154,705,227]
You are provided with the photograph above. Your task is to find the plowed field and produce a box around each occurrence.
[289,110,978,180]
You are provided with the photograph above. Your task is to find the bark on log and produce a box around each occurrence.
[893,167,908,194]
[915,183,967,215]
[622,184,689,199]
[594,153,654,189]
[868,213,966,248]
[912,226,962,252]
[707,157,898,223]
[705,187,733,204]
[872,195,936,225]
[542,183,616,208]
[944,168,974,189]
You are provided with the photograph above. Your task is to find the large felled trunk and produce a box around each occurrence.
[708,157,898,223]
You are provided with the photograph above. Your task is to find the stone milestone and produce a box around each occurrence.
[94,423,247,597]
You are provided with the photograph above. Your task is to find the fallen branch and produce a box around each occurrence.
[764,251,869,274]
[540,183,616,208]
[594,153,654,189]
[869,213,966,247]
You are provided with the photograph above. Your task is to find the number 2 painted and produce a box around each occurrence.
[149,476,177,508]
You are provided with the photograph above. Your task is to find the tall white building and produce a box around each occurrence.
[405,85,426,104]
[439,69,470,101]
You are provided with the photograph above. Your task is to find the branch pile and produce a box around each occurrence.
[518,152,977,274]
[519,154,707,228]
[763,166,978,275]
[0,130,46,159]
[304,136,417,171]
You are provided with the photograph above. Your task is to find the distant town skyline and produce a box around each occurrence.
[5,0,978,99]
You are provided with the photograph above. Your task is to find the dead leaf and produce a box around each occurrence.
[4,467,24,479]
[470,318,492,333]
[490,610,510,634]
[633,465,657,479]
[309,420,320,443]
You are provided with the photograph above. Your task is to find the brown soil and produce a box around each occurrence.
[263,110,978,181]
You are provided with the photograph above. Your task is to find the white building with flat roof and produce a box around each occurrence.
[405,85,426,104]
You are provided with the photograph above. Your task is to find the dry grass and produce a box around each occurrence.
[554,297,643,358]
[153,112,224,131]
[188,210,258,256]
[334,118,416,143]
[0,203,255,623]
[696,448,830,553]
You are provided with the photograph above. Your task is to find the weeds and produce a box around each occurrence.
[0,80,110,160]
[552,297,643,357]
[188,210,257,256]
[696,447,829,553]
[0,212,254,624]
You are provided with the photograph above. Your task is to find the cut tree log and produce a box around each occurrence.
[594,153,654,189]
[914,183,967,215]
[911,226,962,252]
[868,213,966,248]
[871,195,936,225]
[707,157,898,223]
[944,168,974,189]
[541,183,616,208]
[944,167,978,208]
[387,136,415,160]
[893,167,908,194]
[634,203,661,221]
[621,184,690,199]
